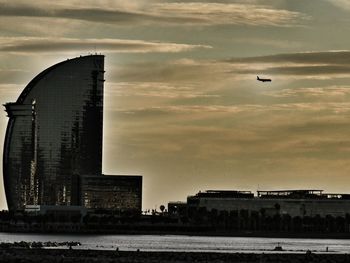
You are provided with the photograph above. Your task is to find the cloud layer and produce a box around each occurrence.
[1,0,350,210]
[0,1,306,27]
[326,0,350,11]
[228,51,350,78]
[0,37,211,54]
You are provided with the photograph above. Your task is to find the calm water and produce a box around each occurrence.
[1,233,350,253]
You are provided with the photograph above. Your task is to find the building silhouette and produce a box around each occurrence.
[80,175,142,210]
[186,189,350,218]
[3,55,142,212]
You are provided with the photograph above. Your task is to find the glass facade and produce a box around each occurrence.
[80,175,142,211]
[3,55,105,211]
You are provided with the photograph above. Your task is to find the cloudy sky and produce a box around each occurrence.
[1,0,350,210]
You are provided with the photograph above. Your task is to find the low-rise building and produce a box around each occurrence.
[187,189,350,217]
[79,174,142,212]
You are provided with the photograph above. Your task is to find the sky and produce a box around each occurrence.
[1,0,350,211]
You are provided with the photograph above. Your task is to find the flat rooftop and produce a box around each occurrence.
[189,189,350,200]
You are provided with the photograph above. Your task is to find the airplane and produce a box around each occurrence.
[257,76,271,82]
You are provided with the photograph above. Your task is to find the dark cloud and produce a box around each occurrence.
[225,51,350,77]
[109,60,216,83]
[0,5,171,25]
[0,37,210,54]
[229,51,350,65]
[109,82,220,99]
[238,65,350,75]
[0,2,305,27]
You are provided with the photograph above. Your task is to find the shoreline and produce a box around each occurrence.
[3,229,350,240]
[0,240,338,254]
[0,248,349,263]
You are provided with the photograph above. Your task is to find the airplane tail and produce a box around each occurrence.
[257,76,259,80]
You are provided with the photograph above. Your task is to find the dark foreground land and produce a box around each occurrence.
[0,248,349,263]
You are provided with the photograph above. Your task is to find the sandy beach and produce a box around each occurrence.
[0,248,349,263]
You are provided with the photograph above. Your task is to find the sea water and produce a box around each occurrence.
[0,233,349,253]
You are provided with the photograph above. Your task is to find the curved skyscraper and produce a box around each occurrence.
[3,55,105,211]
